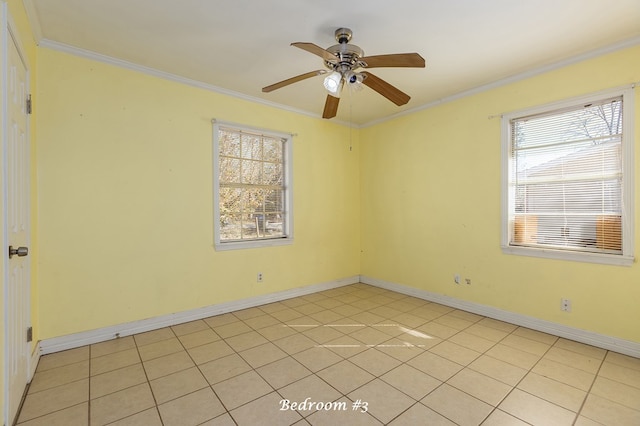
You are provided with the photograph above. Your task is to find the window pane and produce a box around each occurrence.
[219,187,241,215]
[241,134,261,159]
[263,138,283,162]
[263,162,283,185]
[261,189,283,214]
[220,213,242,241]
[240,188,262,213]
[240,212,258,240]
[510,97,624,255]
[219,131,241,157]
[216,124,289,245]
[264,213,284,237]
[220,157,241,184]
[241,159,262,184]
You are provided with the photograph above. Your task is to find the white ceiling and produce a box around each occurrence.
[25,0,640,125]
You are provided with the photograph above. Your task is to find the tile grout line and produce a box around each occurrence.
[473,323,552,425]
[277,309,381,421]
[571,349,608,426]
[245,300,352,423]
[434,315,511,425]
[491,331,607,425]
[203,310,304,423]
[142,299,559,425]
[11,292,502,423]
[14,349,91,425]
[409,314,605,424]
[174,318,238,424]
[324,289,478,423]
[19,284,640,425]
[310,293,461,424]
[133,331,165,426]
[362,293,474,425]
[410,306,523,425]
[246,291,384,422]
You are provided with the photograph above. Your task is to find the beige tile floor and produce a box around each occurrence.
[15,283,640,426]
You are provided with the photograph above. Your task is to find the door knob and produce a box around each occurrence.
[8,246,28,259]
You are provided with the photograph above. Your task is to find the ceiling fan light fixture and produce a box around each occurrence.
[262,28,426,119]
[323,71,342,95]
[345,71,363,84]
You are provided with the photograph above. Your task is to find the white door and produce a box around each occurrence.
[3,9,31,425]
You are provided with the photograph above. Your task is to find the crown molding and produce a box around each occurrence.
[361,35,640,128]
[37,38,353,125]
[22,4,640,129]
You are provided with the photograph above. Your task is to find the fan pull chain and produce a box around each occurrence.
[349,89,353,151]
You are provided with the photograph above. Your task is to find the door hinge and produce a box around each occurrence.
[27,326,33,342]
[26,94,32,114]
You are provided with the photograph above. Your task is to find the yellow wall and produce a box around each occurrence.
[360,45,640,343]
[35,48,361,339]
[23,15,640,350]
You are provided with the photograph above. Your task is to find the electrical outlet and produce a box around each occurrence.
[465,278,471,285]
[454,274,460,284]
[257,272,263,283]
[561,298,572,312]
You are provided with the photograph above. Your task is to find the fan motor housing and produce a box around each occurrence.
[324,45,364,71]
[323,27,364,71]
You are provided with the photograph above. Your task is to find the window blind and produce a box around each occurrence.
[510,97,623,254]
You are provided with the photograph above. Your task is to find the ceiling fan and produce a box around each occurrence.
[262,28,426,119]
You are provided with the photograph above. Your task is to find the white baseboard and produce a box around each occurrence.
[39,274,640,359]
[39,275,359,355]
[361,275,640,358]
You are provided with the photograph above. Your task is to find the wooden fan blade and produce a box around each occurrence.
[360,53,425,68]
[322,95,340,119]
[262,70,327,92]
[361,71,410,106]
[291,42,337,62]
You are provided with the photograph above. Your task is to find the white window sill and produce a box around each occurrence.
[501,245,634,266]
[215,237,293,251]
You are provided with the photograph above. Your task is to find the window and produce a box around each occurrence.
[501,88,634,265]
[213,120,293,250]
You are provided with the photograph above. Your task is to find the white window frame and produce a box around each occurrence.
[501,87,635,266]
[212,120,293,251]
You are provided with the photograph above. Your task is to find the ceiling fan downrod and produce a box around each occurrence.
[334,27,352,44]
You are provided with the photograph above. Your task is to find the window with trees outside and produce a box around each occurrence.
[213,121,292,250]
[501,88,634,265]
